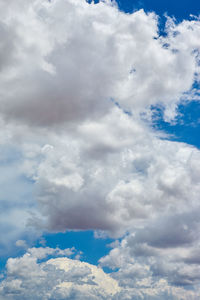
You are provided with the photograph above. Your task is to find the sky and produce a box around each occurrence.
[0,0,200,299]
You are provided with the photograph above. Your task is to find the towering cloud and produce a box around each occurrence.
[0,247,120,300]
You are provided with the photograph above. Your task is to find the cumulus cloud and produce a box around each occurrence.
[99,209,200,298]
[0,0,200,127]
[21,108,200,237]
[0,247,120,300]
[1,0,200,298]
[1,247,200,300]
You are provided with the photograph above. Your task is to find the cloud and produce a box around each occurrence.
[99,209,200,297]
[0,0,200,239]
[0,0,200,127]
[21,108,200,237]
[0,142,39,255]
[1,0,200,298]
[1,247,200,300]
[0,247,120,300]
[15,240,27,249]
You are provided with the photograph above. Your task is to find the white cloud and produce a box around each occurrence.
[1,0,200,298]
[0,247,120,300]
[0,0,199,127]
[1,247,200,300]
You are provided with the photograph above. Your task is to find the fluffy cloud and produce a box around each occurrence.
[0,247,120,300]
[1,247,200,300]
[99,208,200,298]
[1,0,200,298]
[0,0,200,127]
[19,107,200,237]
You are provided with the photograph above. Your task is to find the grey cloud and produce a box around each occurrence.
[130,243,159,258]
[0,22,17,71]
[183,250,200,265]
[99,209,200,293]
[150,260,200,287]
[15,108,199,240]
[30,126,200,236]
[132,210,200,249]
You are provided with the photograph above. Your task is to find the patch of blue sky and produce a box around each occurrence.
[114,0,199,20]
[0,231,115,274]
[0,146,36,270]
[37,231,114,266]
[0,229,37,274]
[151,100,200,149]
[0,243,23,273]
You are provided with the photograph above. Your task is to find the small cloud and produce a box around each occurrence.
[15,240,27,249]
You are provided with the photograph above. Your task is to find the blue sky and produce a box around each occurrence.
[152,101,200,148]
[1,0,200,299]
[117,0,199,20]
[90,0,200,20]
